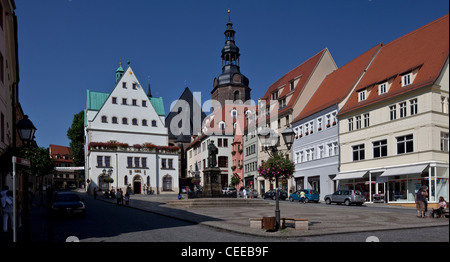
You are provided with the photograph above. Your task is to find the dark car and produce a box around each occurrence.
[261,189,288,200]
[51,191,86,218]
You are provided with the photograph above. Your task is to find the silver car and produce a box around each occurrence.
[324,190,365,206]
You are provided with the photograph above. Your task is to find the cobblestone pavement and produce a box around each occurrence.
[100,193,449,238]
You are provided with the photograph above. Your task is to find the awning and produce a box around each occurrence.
[333,171,368,181]
[379,164,428,177]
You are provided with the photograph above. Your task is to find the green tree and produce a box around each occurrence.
[67,111,85,167]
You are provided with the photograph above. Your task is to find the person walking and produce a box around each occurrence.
[124,191,130,205]
[415,187,426,218]
[117,189,123,205]
[2,190,13,232]
[243,188,247,199]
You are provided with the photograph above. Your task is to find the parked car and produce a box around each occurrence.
[51,191,86,218]
[261,189,288,200]
[222,187,237,195]
[239,188,258,198]
[289,189,320,203]
[324,190,365,206]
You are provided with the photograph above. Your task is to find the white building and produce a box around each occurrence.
[85,64,178,195]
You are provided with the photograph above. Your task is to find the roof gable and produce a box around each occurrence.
[293,43,382,123]
[339,14,449,115]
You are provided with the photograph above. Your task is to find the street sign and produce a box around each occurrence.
[13,156,31,167]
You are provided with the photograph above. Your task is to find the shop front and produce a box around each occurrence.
[334,163,449,204]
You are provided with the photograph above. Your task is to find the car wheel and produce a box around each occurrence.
[272,196,276,200]
[304,198,309,203]
[325,198,331,205]
[289,197,294,202]
[344,199,351,206]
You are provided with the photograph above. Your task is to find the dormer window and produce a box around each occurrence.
[378,82,387,95]
[402,73,412,87]
[358,90,366,102]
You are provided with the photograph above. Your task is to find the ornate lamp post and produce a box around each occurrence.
[14,115,37,242]
[258,125,295,231]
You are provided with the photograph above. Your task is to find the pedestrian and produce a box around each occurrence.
[243,188,247,199]
[93,187,98,200]
[117,189,123,205]
[432,196,447,218]
[124,191,130,205]
[415,187,426,218]
[2,190,13,232]
[300,190,306,204]
[422,186,429,215]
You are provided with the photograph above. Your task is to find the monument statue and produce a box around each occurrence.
[207,141,218,168]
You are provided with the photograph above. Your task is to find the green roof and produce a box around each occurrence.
[87,90,109,111]
[149,97,165,116]
[86,89,165,116]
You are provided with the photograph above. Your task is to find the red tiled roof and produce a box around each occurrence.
[339,14,449,115]
[49,144,73,163]
[260,49,328,116]
[293,44,382,123]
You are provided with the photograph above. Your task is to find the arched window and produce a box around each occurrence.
[124,175,128,186]
[152,120,157,127]
[234,91,239,101]
[112,117,118,124]
[122,117,128,125]
[101,116,108,123]
[132,118,138,125]
[142,119,148,126]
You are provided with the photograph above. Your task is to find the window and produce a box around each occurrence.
[223,138,228,147]
[352,144,365,161]
[161,159,167,169]
[348,118,354,131]
[290,81,295,91]
[231,109,237,119]
[373,140,387,158]
[132,83,137,89]
[112,117,118,124]
[358,91,366,102]
[142,119,148,126]
[399,102,407,118]
[356,115,362,129]
[441,132,449,152]
[168,159,173,169]
[318,146,324,159]
[218,156,228,168]
[97,156,103,167]
[132,118,138,125]
[390,105,397,120]
[127,157,133,167]
[219,121,226,130]
[132,99,137,106]
[102,116,108,123]
[122,118,128,125]
[152,120,157,127]
[364,113,370,127]
[397,134,413,154]
[378,83,387,95]
[410,99,418,115]
[122,82,127,88]
[112,97,117,104]
[402,73,411,87]
[142,158,147,168]
[142,100,147,107]
[105,156,111,167]
[134,157,140,167]
[218,139,222,147]
[122,98,127,105]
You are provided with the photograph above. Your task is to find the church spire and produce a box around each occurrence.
[147,76,152,97]
[115,62,125,83]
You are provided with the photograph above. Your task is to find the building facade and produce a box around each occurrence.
[85,64,179,195]
[337,15,449,204]
[291,44,382,201]
[256,48,338,194]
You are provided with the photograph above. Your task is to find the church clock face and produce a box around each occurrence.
[233,74,241,83]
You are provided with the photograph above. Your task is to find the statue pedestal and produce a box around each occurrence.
[202,167,222,198]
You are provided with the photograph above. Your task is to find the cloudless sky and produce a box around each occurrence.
[14,0,449,148]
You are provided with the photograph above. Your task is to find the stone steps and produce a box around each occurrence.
[166,198,272,208]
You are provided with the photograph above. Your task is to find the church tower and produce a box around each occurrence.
[211,10,251,106]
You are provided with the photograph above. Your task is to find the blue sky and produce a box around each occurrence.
[14,0,449,148]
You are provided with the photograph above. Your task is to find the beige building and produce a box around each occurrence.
[256,48,337,194]
[337,15,449,205]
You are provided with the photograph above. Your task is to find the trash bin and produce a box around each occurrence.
[263,216,276,230]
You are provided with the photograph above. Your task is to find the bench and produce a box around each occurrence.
[432,202,449,218]
[281,217,309,230]
[249,218,263,229]
[249,217,309,230]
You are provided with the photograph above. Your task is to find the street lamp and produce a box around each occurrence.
[16,115,37,145]
[14,115,37,242]
[257,125,295,231]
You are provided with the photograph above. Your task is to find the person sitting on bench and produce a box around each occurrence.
[431,196,447,218]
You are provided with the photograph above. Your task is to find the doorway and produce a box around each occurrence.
[133,176,142,194]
